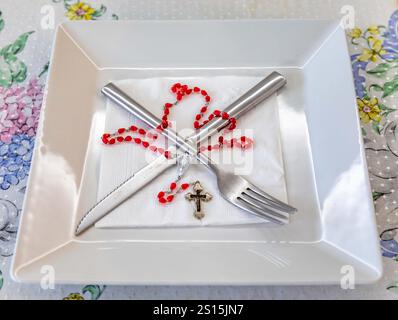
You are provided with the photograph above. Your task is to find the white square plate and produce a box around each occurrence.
[12,20,382,285]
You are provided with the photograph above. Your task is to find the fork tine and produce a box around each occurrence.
[237,196,289,224]
[241,192,290,219]
[241,192,290,220]
[246,186,297,213]
[245,188,295,214]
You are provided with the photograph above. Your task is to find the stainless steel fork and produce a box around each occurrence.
[102,80,297,224]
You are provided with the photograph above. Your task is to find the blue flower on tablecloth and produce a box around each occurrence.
[0,134,34,190]
[380,228,398,259]
[381,10,398,60]
[350,56,368,99]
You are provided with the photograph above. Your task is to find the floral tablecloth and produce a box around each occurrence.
[1,0,398,300]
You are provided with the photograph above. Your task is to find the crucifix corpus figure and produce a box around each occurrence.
[185,181,212,220]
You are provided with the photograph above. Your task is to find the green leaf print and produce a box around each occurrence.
[380,103,397,116]
[367,63,393,77]
[383,76,398,98]
[373,191,385,201]
[0,269,3,290]
[82,285,106,300]
[0,57,13,87]
[0,11,4,33]
[92,5,107,19]
[387,283,398,294]
[0,29,33,87]
[5,54,27,83]
[1,31,34,57]
[372,121,382,135]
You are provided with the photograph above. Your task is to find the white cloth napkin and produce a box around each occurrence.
[95,76,287,228]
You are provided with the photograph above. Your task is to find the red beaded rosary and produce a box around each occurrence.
[101,82,253,204]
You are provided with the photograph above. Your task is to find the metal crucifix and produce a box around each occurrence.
[185,181,212,220]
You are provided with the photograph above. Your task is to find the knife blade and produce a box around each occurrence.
[75,72,287,235]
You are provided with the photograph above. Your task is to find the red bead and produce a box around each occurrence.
[195,114,202,121]
[218,136,224,143]
[174,83,181,88]
[109,138,115,144]
[177,94,183,101]
[130,125,137,132]
[162,115,168,121]
[181,85,188,92]
[164,151,171,159]
[118,128,125,134]
[165,103,173,108]
[201,90,207,96]
[205,96,211,102]
[134,138,141,144]
[240,136,246,142]
[138,128,146,135]
[167,195,174,202]
[229,124,236,130]
[125,135,132,142]
[208,114,214,120]
[158,191,165,198]
[186,89,192,94]
[159,197,167,204]
[194,121,200,129]
[117,136,124,142]
[181,183,189,190]
[171,87,177,93]
[222,112,229,120]
[193,87,200,92]
[207,145,212,151]
[164,108,170,115]
[162,121,168,128]
[214,110,221,117]
[201,106,207,113]
[142,141,149,148]
[102,137,108,144]
[170,182,177,190]
[102,133,110,139]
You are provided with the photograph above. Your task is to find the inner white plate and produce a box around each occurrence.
[12,20,382,285]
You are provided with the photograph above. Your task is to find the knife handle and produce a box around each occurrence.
[186,72,286,144]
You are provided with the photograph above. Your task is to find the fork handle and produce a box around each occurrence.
[186,72,286,144]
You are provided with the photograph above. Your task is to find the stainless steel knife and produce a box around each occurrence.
[75,72,287,235]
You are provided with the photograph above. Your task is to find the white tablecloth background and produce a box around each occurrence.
[0,0,397,300]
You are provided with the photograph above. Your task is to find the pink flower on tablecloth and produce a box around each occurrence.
[0,79,43,144]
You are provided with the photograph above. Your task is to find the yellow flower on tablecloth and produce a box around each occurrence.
[66,2,96,20]
[358,38,386,62]
[357,97,382,123]
[63,293,85,300]
[368,25,380,35]
[349,27,362,39]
